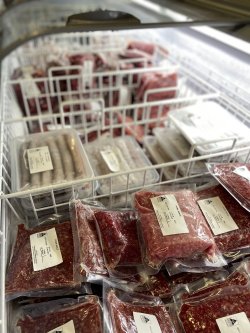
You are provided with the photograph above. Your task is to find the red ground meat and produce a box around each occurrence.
[212,163,250,211]
[72,201,107,276]
[197,185,250,252]
[107,290,176,333]
[94,210,142,270]
[6,222,79,298]
[134,190,216,270]
[179,287,250,333]
[17,296,103,333]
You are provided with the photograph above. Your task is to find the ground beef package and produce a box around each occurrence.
[104,282,176,333]
[70,200,108,278]
[5,221,81,300]
[94,209,142,275]
[207,162,250,212]
[16,295,103,333]
[134,188,217,271]
[177,285,250,333]
[197,184,250,254]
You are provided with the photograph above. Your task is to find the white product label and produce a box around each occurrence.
[100,148,120,172]
[27,146,53,174]
[47,320,75,333]
[133,312,162,333]
[119,86,131,106]
[198,196,238,235]
[30,227,63,271]
[22,68,41,98]
[233,166,250,181]
[82,60,93,87]
[216,312,250,333]
[151,194,189,236]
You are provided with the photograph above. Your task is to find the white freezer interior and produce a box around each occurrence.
[0,26,250,332]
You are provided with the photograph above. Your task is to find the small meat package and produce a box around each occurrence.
[197,184,250,258]
[177,284,250,333]
[134,187,219,272]
[13,128,93,191]
[104,281,176,333]
[84,135,159,194]
[207,162,250,212]
[5,221,81,300]
[15,296,103,333]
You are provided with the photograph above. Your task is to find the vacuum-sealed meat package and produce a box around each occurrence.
[16,295,103,333]
[12,129,93,192]
[70,200,107,277]
[5,221,81,300]
[207,162,250,212]
[84,135,159,194]
[94,209,142,274]
[134,188,217,271]
[197,184,250,255]
[104,282,176,333]
[178,285,250,333]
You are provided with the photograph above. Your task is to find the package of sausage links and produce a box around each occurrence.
[176,284,250,333]
[133,185,223,273]
[5,220,82,300]
[103,279,176,333]
[14,296,103,333]
[207,162,250,212]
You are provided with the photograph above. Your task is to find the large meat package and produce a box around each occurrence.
[70,200,108,278]
[197,184,250,254]
[5,221,81,300]
[168,101,250,155]
[105,284,176,333]
[207,162,250,212]
[84,135,159,193]
[134,188,217,271]
[178,285,250,333]
[94,209,142,275]
[16,296,103,333]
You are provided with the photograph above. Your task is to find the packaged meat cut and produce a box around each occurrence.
[94,209,142,274]
[84,135,159,194]
[134,188,217,272]
[207,162,250,212]
[70,200,108,278]
[15,295,103,333]
[104,282,176,333]
[168,101,250,155]
[12,128,94,195]
[197,184,250,254]
[177,285,250,333]
[5,221,81,300]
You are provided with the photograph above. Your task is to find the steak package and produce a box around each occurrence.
[197,184,250,257]
[207,162,250,212]
[94,209,142,276]
[133,188,218,272]
[177,285,250,333]
[5,221,81,300]
[104,280,176,333]
[15,295,103,333]
[70,200,108,278]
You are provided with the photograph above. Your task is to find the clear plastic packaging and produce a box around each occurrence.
[103,280,176,333]
[153,127,207,176]
[94,209,142,275]
[14,295,103,333]
[168,101,250,155]
[84,135,159,194]
[177,285,250,333]
[5,221,81,300]
[70,200,108,278]
[12,128,94,192]
[207,162,250,212]
[134,187,219,272]
[197,184,250,254]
